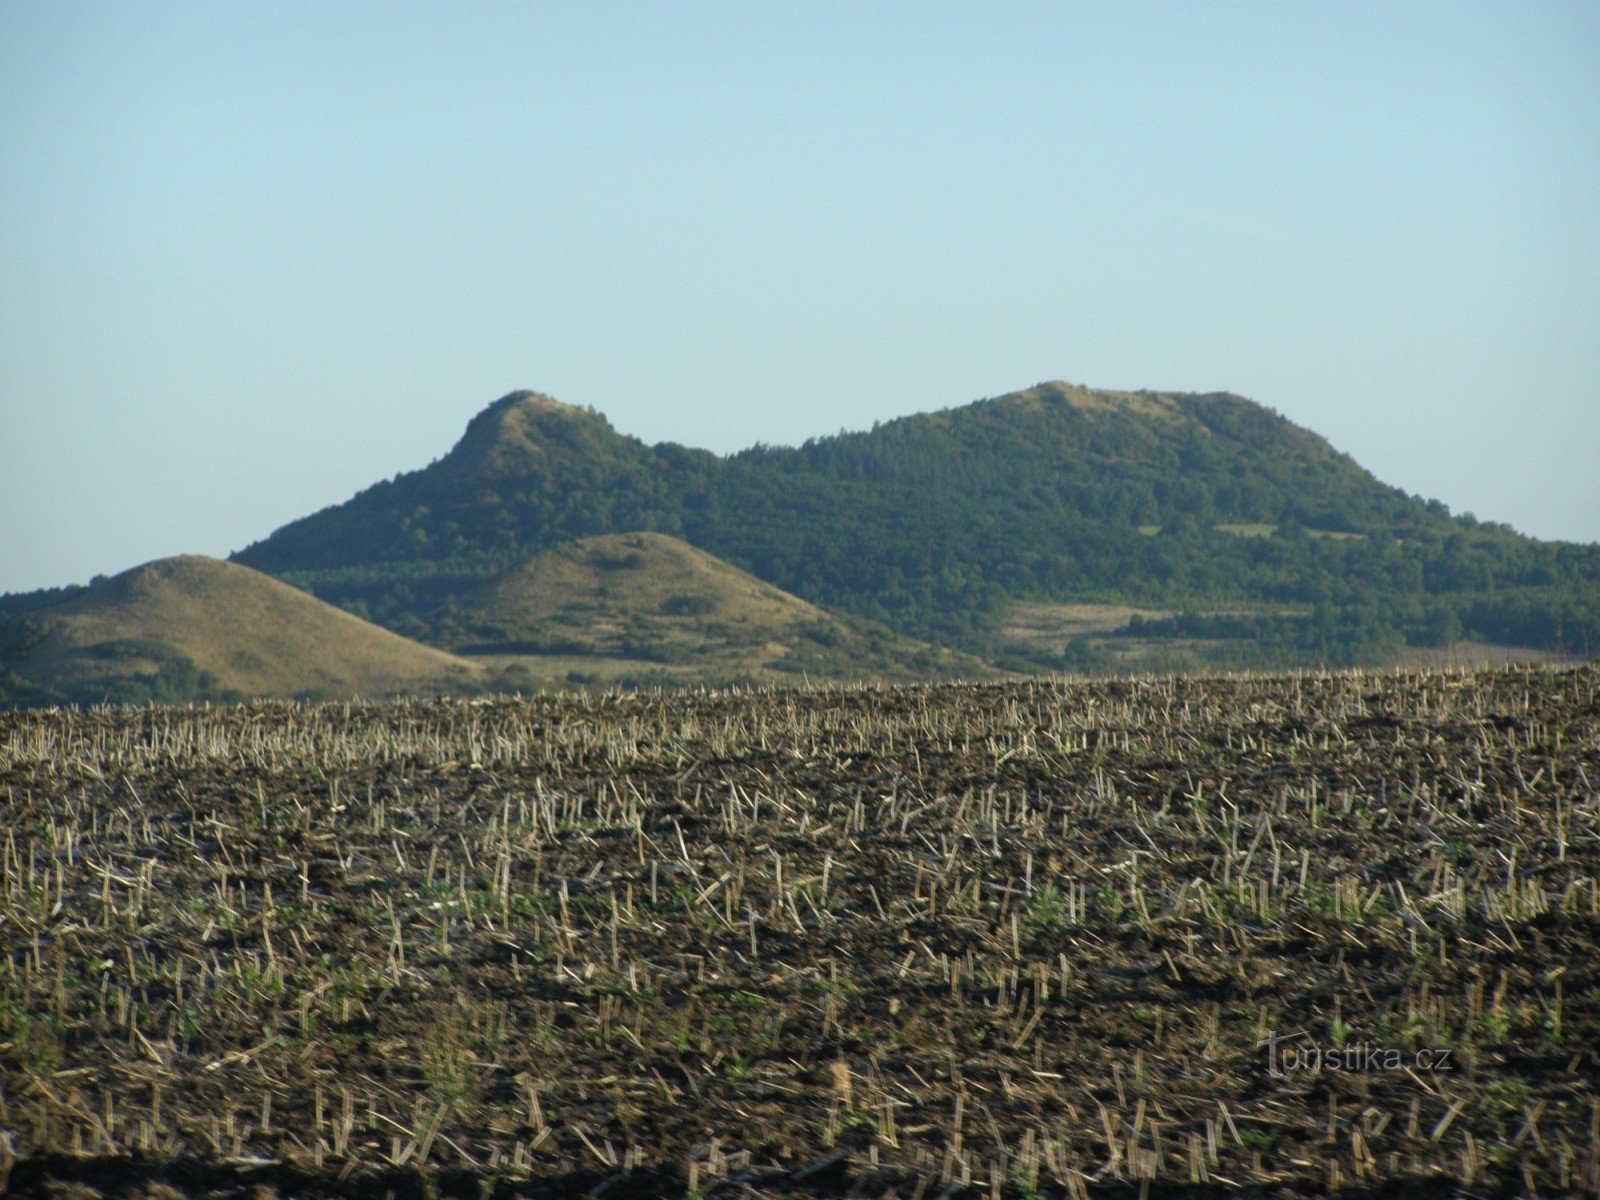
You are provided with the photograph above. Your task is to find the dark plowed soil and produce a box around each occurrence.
[3,665,1597,1197]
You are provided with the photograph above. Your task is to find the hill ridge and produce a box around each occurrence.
[214,380,1597,668]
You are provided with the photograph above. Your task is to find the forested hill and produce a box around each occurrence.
[235,392,679,573]
[230,382,1600,665]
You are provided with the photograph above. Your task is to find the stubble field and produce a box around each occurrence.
[2,665,1597,1197]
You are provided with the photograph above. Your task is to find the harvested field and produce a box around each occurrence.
[2,665,1598,1198]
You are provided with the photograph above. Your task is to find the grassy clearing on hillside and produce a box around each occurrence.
[1000,602,1177,642]
[996,601,1570,679]
[2,665,1597,1198]
[1130,526,1370,542]
[995,602,1314,675]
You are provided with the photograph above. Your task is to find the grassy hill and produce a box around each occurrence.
[231,382,1600,670]
[0,556,482,705]
[435,532,994,687]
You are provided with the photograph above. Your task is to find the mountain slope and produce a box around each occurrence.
[434,532,992,684]
[0,556,481,704]
[231,383,1600,667]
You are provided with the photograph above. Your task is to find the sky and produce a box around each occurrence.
[3,1,1597,593]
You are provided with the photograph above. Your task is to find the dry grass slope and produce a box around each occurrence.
[468,532,833,636]
[13,555,481,701]
[452,532,993,685]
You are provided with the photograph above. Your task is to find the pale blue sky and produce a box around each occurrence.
[4,1,1597,592]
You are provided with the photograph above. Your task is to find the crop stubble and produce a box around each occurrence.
[1,665,1597,1197]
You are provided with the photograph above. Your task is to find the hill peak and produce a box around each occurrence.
[488,389,590,418]
[446,389,629,476]
[995,380,1188,422]
[96,555,256,602]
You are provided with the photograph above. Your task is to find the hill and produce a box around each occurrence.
[0,556,482,705]
[432,532,993,686]
[236,392,670,576]
[231,382,1600,669]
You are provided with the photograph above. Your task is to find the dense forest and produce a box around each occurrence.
[224,383,1600,669]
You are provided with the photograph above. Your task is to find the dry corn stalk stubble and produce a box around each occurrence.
[0,663,1597,1197]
